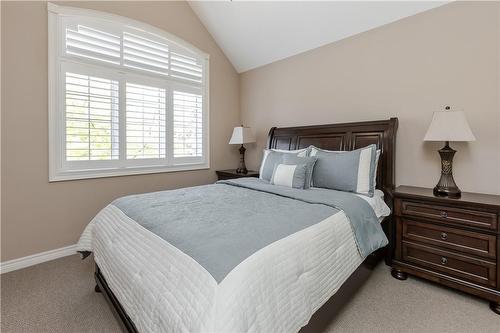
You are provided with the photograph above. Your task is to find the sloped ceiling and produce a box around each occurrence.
[189,1,447,73]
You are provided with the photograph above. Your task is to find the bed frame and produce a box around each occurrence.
[95,118,398,333]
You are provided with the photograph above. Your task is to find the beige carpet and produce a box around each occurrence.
[1,255,498,333]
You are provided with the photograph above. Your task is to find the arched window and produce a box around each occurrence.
[48,3,209,181]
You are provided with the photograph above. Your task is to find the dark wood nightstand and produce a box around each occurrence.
[216,169,259,180]
[391,185,500,314]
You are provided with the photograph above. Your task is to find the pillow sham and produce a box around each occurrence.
[310,146,381,190]
[271,164,308,189]
[373,149,381,187]
[281,155,317,189]
[259,148,309,181]
[311,144,377,197]
[356,189,390,220]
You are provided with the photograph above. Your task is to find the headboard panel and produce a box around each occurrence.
[267,118,398,199]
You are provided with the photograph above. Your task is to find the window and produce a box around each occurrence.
[48,4,209,181]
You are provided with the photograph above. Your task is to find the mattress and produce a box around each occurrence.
[77,182,389,332]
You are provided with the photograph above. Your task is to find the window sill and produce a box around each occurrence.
[49,163,210,182]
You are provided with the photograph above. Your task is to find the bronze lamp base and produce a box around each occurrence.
[433,141,461,198]
[236,144,248,174]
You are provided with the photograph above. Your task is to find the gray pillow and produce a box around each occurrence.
[281,155,317,189]
[311,146,381,189]
[259,149,308,181]
[311,144,377,196]
[270,164,308,189]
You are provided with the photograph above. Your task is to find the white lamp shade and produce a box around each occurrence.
[423,111,476,142]
[229,126,256,145]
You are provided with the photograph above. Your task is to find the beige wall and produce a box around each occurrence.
[241,1,500,196]
[2,1,500,263]
[1,1,240,261]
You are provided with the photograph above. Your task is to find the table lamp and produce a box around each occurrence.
[423,106,476,198]
[229,126,256,174]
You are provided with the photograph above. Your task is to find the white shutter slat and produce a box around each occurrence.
[173,90,203,158]
[123,57,168,73]
[75,25,121,44]
[171,71,203,83]
[171,60,201,71]
[170,52,199,66]
[66,31,120,53]
[124,49,169,65]
[66,49,120,65]
[123,32,168,52]
[123,41,170,59]
[65,72,119,161]
[126,83,166,160]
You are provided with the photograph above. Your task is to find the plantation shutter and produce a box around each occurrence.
[65,22,204,84]
[50,5,209,181]
[123,32,169,75]
[65,24,121,64]
[173,90,203,158]
[126,83,166,159]
[170,51,203,84]
[65,72,119,161]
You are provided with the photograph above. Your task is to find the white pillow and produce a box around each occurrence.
[357,189,390,220]
[271,164,308,189]
[373,150,381,187]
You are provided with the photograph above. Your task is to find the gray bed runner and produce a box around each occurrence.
[113,178,387,283]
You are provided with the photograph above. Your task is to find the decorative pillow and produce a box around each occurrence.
[373,149,381,187]
[311,144,378,196]
[259,148,309,181]
[271,164,308,189]
[281,155,317,189]
[310,146,381,192]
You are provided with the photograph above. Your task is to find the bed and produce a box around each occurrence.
[78,118,398,333]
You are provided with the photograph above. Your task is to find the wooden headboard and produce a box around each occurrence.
[267,118,398,202]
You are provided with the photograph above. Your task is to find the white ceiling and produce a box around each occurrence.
[189,1,447,73]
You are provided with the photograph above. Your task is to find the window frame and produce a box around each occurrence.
[48,3,210,182]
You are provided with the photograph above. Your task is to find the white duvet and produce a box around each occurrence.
[77,192,389,333]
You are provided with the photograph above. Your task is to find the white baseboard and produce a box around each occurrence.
[0,244,78,274]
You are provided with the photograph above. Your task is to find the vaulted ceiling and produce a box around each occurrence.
[189,1,447,73]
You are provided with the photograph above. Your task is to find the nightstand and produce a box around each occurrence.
[216,169,259,180]
[391,185,500,314]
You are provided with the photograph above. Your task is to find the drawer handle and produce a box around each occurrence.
[440,211,448,218]
[440,232,448,241]
[441,257,448,265]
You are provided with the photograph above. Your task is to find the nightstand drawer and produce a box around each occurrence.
[402,219,497,259]
[402,241,497,288]
[401,200,498,231]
